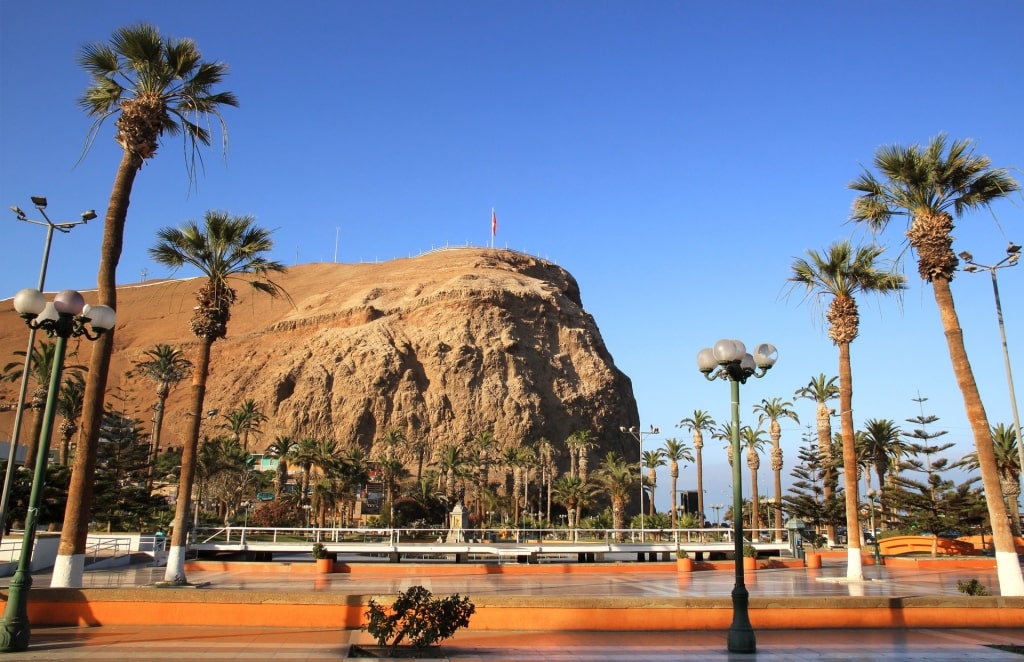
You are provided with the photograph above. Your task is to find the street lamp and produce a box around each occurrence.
[711,503,725,527]
[960,243,1024,496]
[0,289,114,653]
[697,338,777,654]
[866,488,881,566]
[0,199,94,548]
[620,424,659,541]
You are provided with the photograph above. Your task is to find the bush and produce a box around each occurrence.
[957,579,988,596]
[364,585,475,654]
[311,542,327,559]
[742,544,758,558]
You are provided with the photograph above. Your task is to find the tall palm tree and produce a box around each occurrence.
[740,426,768,531]
[221,399,267,452]
[794,374,840,547]
[55,24,237,589]
[535,437,556,522]
[595,451,637,537]
[131,344,192,491]
[569,430,597,484]
[150,211,285,584]
[56,374,86,467]
[264,435,298,497]
[473,431,497,521]
[678,410,715,527]
[860,418,903,531]
[641,448,666,517]
[660,438,694,529]
[850,135,1024,594]
[789,241,906,579]
[753,398,800,542]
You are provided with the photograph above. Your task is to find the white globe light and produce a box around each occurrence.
[753,343,778,368]
[696,347,717,372]
[53,290,85,316]
[712,339,744,363]
[13,288,46,316]
[84,304,117,331]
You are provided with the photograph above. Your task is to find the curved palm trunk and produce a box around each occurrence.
[932,277,1023,594]
[816,402,837,546]
[165,337,213,584]
[23,402,46,471]
[838,342,863,580]
[694,434,705,527]
[670,463,679,529]
[748,459,760,532]
[52,149,139,588]
[146,392,168,494]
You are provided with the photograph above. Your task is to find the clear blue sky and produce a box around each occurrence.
[2,1,1022,513]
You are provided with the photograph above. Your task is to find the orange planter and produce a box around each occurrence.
[676,557,694,572]
[316,558,333,574]
[805,552,822,569]
[742,556,757,571]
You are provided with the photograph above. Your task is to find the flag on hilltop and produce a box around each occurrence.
[491,209,497,237]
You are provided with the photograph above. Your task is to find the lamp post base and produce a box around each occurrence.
[727,584,756,653]
[0,570,33,652]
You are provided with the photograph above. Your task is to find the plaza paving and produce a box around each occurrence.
[4,557,1024,660]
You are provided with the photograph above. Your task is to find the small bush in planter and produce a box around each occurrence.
[742,544,758,558]
[312,542,327,559]
[957,579,988,596]
[363,585,475,656]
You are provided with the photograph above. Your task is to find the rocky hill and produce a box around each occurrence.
[1,248,639,467]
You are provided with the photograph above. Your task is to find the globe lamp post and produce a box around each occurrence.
[0,289,114,653]
[697,339,777,654]
[0,199,94,548]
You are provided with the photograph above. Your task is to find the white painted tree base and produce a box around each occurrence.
[164,545,188,584]
[49,553,84,588]
[996,549,1024,596]
[846,546,864,581]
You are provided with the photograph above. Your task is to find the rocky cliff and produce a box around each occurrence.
[1,248,639,466]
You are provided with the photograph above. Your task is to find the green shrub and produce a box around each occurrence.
[311,542,327,559]
[742,544,757,558]
[957,579,988,596]
[363,585,475,654]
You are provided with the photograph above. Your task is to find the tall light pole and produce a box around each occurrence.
[697,339,777,654]
[0,199,94,548]
[0,289,114,653]
[711,503,725,527]
[959,244,1023,498]
[620,424,658,541]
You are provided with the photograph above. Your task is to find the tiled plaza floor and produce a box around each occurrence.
[4,557,1023,660]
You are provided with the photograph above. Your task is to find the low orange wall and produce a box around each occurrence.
[18,589,1024,631]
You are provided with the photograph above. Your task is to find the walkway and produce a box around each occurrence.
[6,558,1024,660]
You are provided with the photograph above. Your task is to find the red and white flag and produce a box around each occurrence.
[491,209,497,237]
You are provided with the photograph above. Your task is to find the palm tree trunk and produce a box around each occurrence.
[838,342,863,580]
[146,396,167,494]
[51,149,140,588]
[932,277,1023,594]
[695,440,704,527]
[165,337,213,584]
[670,464,679,529]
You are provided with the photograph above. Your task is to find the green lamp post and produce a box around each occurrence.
[697,339,777,654]
[0,289,115,653]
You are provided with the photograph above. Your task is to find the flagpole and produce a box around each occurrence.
[490,208,495,249]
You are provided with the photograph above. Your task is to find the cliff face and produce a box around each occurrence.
[0,248,639,464]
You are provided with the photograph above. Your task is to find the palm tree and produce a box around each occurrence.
[753,398,800,542]
[437,445,468,506]
[3,341,85,469]
[789,240,906,579]
[849,134,1024,594]
[678,410,715,528]
[595,451,638,537]
[131,344,192,491]
[55,24,237,589]
[551,474,597,530]
[641,448,666,517]
[473,431,498,521]
[264,435,298,497]
[150,211,285,584]
[794,374,840,546]
[740,426,768,531]
[958,424,1021,536]
[221,399,267,452]
[661,438,694,529]
[568,430,597,484]
[860,418,903,531]
[56,373,86,467]
[535,437,556,523]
